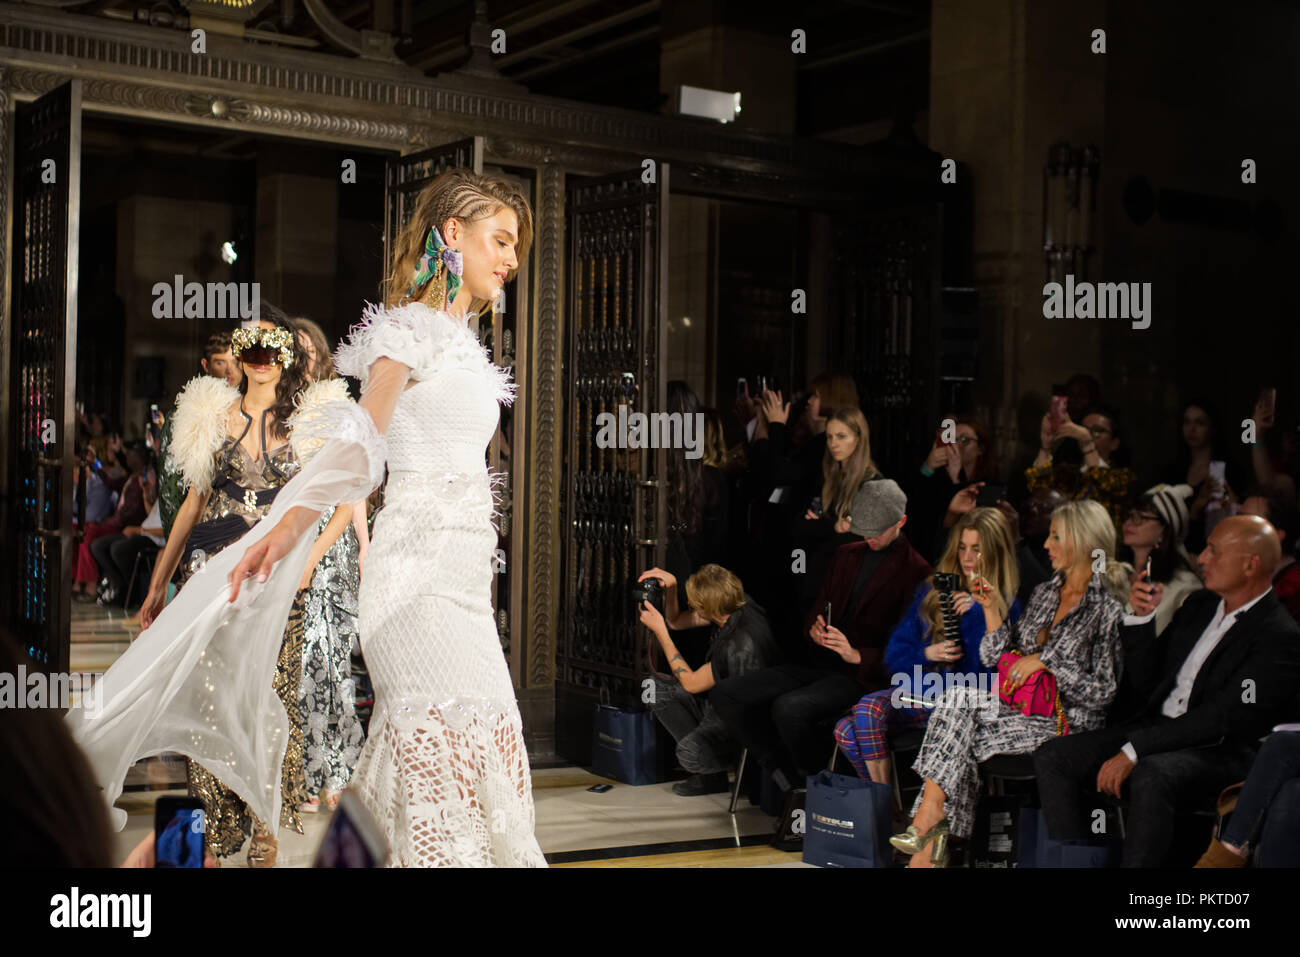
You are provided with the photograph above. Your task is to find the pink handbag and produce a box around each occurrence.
[997,651,1069,736]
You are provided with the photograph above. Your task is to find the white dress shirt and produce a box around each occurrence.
[1122,587,1272,763]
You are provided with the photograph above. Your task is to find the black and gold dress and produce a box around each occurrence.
[176,398,309,857]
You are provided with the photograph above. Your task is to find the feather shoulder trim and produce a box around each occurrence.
[333,300,516,406]
[287,377,353,462]
[165,375,241,492]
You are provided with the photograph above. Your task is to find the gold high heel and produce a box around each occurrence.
[248,831,278,868]
[890,817,951,857]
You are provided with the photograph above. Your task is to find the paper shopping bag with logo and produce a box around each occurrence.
[802,771,893,868]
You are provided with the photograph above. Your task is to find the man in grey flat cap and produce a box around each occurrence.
[711,477,931,840]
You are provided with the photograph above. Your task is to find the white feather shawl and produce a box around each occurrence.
[165,375,241,493]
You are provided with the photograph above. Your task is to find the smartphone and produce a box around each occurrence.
[736,377,748,399]
[1049,386,1068,430]
[809,496,823,518]
[1208,460,1226,501]
[313,790,388,868]
[756,374,768,394]
[1144,555,1153,581]
[823,601,832,628]
[935,427,951,448]
[154,795,205,868]
[587,783,614,794]
[975,483,1006,508]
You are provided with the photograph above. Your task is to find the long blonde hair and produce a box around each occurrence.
[384,168,533,314]
[821,407,879,520]
[920,508,1018,640]
[1051,499,1131,602]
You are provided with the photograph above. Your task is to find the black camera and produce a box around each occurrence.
[632,576,665,616]
[932,572,964,655]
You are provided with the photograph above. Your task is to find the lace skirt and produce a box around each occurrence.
[349,470,545,867]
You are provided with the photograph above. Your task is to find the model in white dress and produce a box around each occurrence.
[332,301,545,867]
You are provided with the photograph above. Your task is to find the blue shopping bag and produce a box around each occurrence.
[591,703,658,786]
[802,771,893,868]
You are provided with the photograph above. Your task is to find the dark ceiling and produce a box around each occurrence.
[70,0,929,139]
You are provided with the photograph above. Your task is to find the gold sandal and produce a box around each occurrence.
[247,831,278,868]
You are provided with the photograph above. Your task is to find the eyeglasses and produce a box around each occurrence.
[1086,426,1112,437]
[1126,510,1161,524]
[954,435,979,446]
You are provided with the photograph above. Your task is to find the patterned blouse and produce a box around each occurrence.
[980,571,1125,732]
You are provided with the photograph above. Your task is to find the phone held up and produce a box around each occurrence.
[154,795,205,868]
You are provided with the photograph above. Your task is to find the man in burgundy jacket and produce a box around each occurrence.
[711,478,932,800]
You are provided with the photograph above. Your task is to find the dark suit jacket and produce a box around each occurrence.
[804,534,932,690]
[1122,588,1300,758]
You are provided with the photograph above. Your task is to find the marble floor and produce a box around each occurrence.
[74,603,807,868]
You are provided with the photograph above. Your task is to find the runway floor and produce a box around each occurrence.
[74,601,806,868]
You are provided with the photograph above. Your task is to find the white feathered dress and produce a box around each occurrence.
[333,302,546,867]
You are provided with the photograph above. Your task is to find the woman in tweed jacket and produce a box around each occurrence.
[892,500,1128,866]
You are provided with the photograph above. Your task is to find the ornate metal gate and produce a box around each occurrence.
[380,137,531,680]
[556,167,669,764]
[5,79,81,670]
[834,204,944,476]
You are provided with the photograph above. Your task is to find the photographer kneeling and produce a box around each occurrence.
[637,565,782,796]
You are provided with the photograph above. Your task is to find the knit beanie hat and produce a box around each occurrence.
[1142,483,1194,565]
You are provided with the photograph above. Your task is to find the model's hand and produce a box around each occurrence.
[139,586,166,630]
[228,520,299,602]
[1096,751,1135,798]
[821,626,860,664]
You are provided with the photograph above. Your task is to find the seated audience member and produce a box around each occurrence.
[1238,484,1300,624]
[73,440,149,602]
[1026,405,1137,533]
[91,488,165,610]
[710,479,931,815]
[945,485,1050,608]
[1035,515,1300,867]
[636,564,781,796]
[1196,730,1300,868]
[1162,398,1249,554]
[1121,484,1202,635]
[835,508,1022,789]
[893,500,1128,867]
[909,415,999,563]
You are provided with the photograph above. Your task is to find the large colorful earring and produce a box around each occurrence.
[408,225,464,309]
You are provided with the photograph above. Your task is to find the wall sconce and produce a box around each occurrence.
[1043,142,1100,283]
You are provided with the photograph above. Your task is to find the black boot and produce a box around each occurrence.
[672,772,730,796]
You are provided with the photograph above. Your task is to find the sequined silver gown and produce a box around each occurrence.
[299,505,365,796]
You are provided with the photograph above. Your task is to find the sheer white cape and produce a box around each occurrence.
[66,401,386,833]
